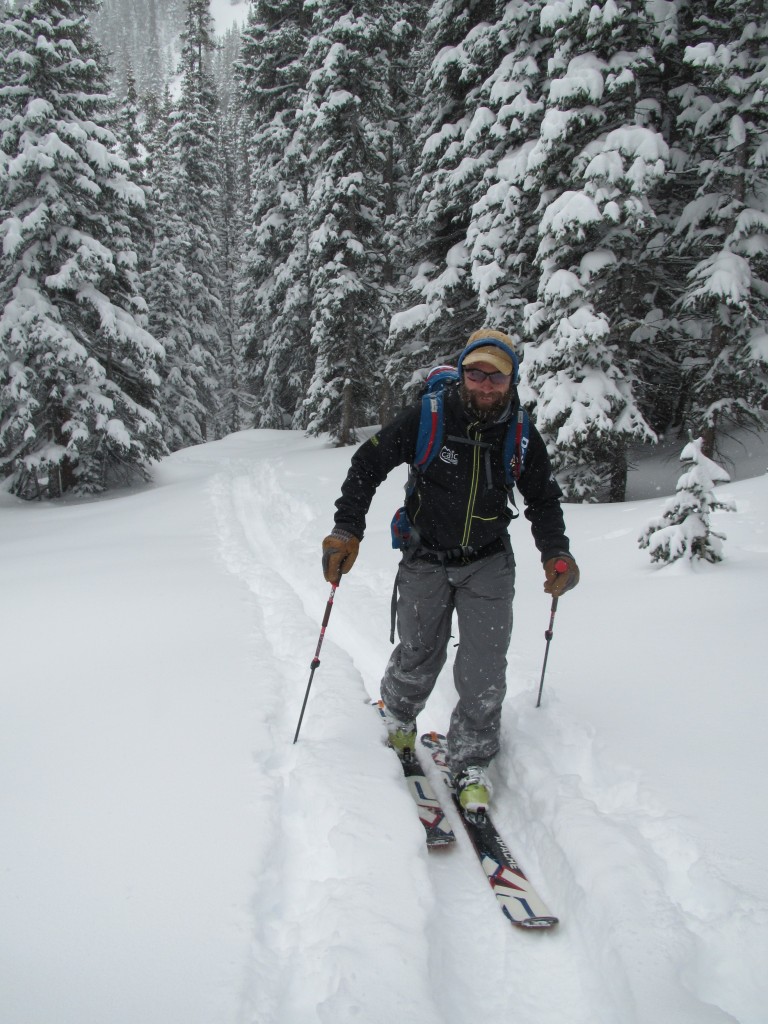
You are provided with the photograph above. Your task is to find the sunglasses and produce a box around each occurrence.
[464,367,511,385]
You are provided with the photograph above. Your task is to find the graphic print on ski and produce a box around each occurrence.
[373,702,456,848]
[421,732,558,928]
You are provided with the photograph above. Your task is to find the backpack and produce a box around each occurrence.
[390,365,530,549]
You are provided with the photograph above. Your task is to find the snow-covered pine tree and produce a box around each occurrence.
[0,0,166,498]
[213,23,245,117]
[236,0,313,430]
[301,0,401,443]
[520,0,662,501]
[143,94,188,448]
[142,88,207,450]
[374,0,427,423]
[670,0,768,458]
[388,0,504,384]
[118,67,154,283]
[623,0,694,439]
[216,88,250,434]
[464,0,550,335]
[162,0,226,446]
[639,435,736,563]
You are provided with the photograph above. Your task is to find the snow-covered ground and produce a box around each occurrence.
[1,428,766,1024]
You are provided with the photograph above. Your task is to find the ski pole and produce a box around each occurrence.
[293,581,338,743]
[535,558,569,708]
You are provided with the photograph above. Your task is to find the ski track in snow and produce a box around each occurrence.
[211,459,443,1024]
[206,442,760,1024]
[496,697,751,1023]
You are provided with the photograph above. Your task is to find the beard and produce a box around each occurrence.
[460,382,513,422]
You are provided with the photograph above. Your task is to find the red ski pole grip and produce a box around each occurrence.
[554,558,569,574]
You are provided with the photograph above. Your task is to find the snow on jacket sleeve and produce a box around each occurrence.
[516,423,572,563]
[332,407,420,540]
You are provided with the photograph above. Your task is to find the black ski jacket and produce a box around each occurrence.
[333,385,570,562]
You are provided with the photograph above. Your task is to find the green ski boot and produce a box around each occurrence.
[379,702,417,758]
[455,765,492,817]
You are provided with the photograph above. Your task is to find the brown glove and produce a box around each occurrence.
[322,529,360,583]
[543,553,580,598]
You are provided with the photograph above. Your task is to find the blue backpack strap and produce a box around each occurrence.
[413,367,459,471]
[392,374,450,553]
[503,407,529,488]
[414,391,443,469]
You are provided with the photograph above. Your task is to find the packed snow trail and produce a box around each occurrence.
[217,443,594,1024]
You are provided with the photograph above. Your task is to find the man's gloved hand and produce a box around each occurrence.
[322,528,360,583]
[543,553,580,598]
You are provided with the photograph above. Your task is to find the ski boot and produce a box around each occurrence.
[379,703,418,760]
[455,765,492,822]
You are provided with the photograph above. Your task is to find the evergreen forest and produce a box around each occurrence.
[1,0,767,501]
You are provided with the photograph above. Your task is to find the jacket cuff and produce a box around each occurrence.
[333,523,362,541]
[541,548,570,564]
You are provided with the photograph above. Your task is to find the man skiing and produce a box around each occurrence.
[321,329,579,817]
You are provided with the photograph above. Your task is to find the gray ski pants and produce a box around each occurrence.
[380,549,516,774]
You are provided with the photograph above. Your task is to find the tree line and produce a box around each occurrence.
[1,0,766,501]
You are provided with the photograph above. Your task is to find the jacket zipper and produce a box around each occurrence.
[461,425,483,547]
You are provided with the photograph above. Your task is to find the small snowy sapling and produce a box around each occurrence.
[638,437,736,564]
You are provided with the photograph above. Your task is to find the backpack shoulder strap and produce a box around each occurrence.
[414,390,445,470]
[412,367,458,471]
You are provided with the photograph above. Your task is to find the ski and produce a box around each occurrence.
[421,731,559,929]
[373,702,456,848]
